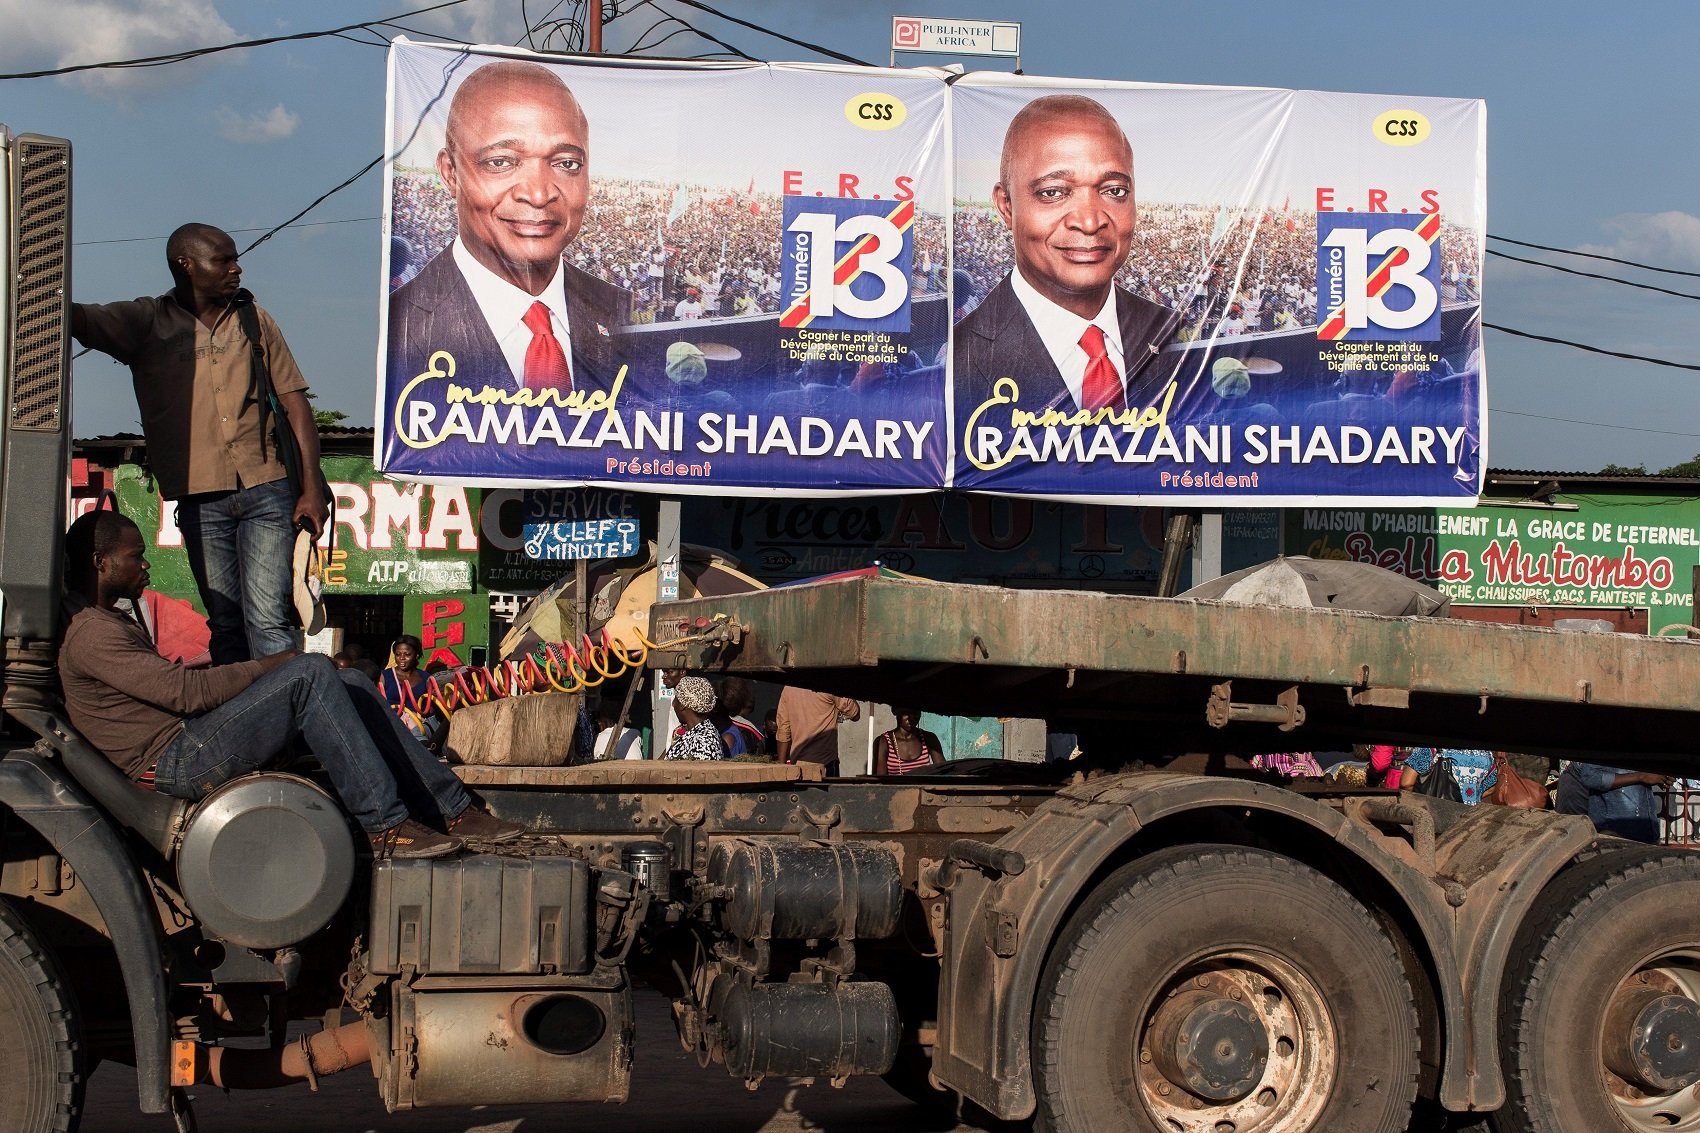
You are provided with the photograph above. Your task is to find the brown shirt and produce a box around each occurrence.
[75,294,309,500]
[775,687,860,764]
[59,605,268,779]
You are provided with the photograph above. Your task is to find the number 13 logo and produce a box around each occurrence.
[1316,214,1442,341]
[780,198,914,331]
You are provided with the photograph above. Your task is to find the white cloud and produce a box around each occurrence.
[214,103,299,143]
[1581,211,1700,272]
[409,0,529,47]
[0,0,238,89]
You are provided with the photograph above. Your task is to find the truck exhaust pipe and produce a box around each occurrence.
[195,1020,371,1091]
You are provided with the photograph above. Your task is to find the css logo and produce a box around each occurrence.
[846,93,908,131]
[1315,213,1442,342]
[1373,109,1431,147]
[779,196,914,332]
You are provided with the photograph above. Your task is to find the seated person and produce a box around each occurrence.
[380,633,442,748]
[57,511,522,859]
[872,707,945,775]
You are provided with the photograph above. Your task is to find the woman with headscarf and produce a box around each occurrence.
[664,677,728,761]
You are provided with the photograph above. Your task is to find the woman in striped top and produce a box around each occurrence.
[873,707,946,776]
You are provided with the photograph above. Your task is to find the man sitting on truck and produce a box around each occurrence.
[57,510,523,859]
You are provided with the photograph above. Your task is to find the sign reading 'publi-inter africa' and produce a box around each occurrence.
[376,41,1486,506]
[890,16,1020,58]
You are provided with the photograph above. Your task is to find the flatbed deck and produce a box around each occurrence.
[654,575,1700,767]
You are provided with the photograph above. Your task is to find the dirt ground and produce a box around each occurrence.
[79,990,1485,1133]
[79,992,973,1133]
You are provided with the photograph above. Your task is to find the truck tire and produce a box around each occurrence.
[0,897,85,1133]
[1496,851,1700,1133]
[1033,845,1419,1133]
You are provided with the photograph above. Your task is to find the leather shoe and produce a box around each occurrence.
[370,818,462,859]
[447,805,526,843]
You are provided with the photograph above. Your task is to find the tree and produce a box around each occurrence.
[1659,454,1700,478]
[305,389,347,431]
[1598,462,1647,475]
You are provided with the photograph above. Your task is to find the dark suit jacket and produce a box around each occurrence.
[387,249,631,396]
[953,276,1181,417]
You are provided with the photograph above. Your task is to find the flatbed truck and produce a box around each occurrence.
[6,127,1700,1133]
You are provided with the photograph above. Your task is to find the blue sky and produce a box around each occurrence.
[2,0,1697,473]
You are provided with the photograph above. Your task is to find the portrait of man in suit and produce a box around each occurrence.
[954,94,1180,421]
[387,59,629,399]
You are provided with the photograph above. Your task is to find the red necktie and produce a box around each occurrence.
[522,301,572,392]
[1079,325,1124,412]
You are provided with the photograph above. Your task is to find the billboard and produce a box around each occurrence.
[377,41,1485,506]
[1288,499,1700,634]
[378,42,950,496]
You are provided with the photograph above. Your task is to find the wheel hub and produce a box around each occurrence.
[1147,982,1271,1102]
[1605,986,1700,1094]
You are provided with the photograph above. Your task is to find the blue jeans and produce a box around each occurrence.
[178,479,299,665]
[153,656,471,833]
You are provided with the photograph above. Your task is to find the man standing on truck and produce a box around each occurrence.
[58,510,522,858]
[72,223,328,666]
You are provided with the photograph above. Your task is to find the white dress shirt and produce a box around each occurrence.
[1008,267,1126,410]
[452,239,572,387]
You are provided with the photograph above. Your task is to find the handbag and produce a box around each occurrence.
[1416,755,1463,803]
[1488,754,1550,810]
[234,290,335,517]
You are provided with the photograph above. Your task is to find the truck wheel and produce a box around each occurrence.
[1496,852,1700,1133]
[1033,845,1418,1133]
[0,897,85,1133]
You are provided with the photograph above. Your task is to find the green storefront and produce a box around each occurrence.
[1287,475,1700,635]
[84,453,572,667]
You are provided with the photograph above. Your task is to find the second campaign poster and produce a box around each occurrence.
[376,42,1486,506]
[950,74,1486,504]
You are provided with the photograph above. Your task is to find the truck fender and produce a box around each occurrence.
[930,772,1595,1119]
[1,747,173,1116]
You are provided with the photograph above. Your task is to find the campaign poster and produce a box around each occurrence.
[949,74,1487,505]
[377,40,950,494]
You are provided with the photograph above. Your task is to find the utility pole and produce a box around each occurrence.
[588,0,602,53]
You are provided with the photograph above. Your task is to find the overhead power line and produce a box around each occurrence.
[1488,233,1700,280]
[240,155,385,257]
[639,2,757,61]
[1484,322,1700,372]
[0,0,469,80]
[1490,407,1700,440]
[665,0,871,65]
[28,2,1695,389]
[74,215,378,247]
[1487,248,1700,302]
